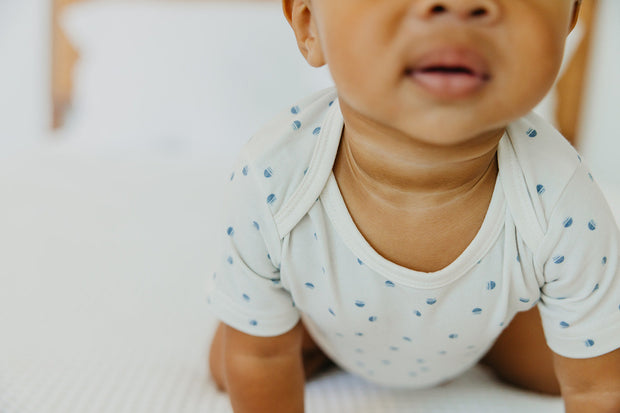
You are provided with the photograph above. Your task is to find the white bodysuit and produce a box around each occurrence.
[207,87,620,388]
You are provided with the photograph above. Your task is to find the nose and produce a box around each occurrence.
[414,0,501,24]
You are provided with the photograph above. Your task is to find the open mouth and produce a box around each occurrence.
[405,65,490,80]
[404,49,492,98]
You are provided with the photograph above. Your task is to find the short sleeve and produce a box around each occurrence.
[537,164,620,358]
[206,155,300,337]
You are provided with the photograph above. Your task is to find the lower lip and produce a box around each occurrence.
[407,71,488,99]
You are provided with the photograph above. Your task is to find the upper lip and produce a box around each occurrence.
[405,47,491,80]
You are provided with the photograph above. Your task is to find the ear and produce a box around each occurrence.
[282,0,326,67]
[568,0,582,33]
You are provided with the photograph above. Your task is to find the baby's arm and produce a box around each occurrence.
[223,321,305,413]
[553,349,620,413]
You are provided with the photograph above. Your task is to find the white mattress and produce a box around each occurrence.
[7,137,614,413]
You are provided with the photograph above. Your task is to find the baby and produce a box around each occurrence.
[207,0,620,412]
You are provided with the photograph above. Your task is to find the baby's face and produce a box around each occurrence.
[288,0,579,145]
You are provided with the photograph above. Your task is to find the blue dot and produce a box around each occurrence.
[526,128,537,138]
[588,220,597,231]
[252,221,260,230]
[603,256,608,265]
[519,298,530,303]
[487,281,496,290]
[414,310,422,317]
[230,172,235,181]
[291,105,300,114]
[305,282,315,289]
[227,256,233,265]
[588,172,594,181]
[426,298,437,305]
[313,232,318,240]
[578,155,582,162]
[328,308,335,316]
[553,255,565,264]
[271,279,280,285]
[357,258,364,265]
[313,127,321,135]
[267,253,271,260]
[438,350,447,355]
[242,294,250,302]
[368,316,377,322]
[385,280,395,287]
[355,300,365,308]
[517,254,521,263]
[292,120,302,130]
[472,308,482,315]
[449,334,458,339]
[585,339,595,347]
[592,283,599,293]
[264,167,273,178]
[560,321,570,328]
[249,320,258,326]
[226,226,234,236]
[266,194,277,205]
[563,217,573,228]
[355,332,364,337]
[242,165,248,176]
[321,266,326,274]
[536,184,545,195]
[403,336,412,342]
[329,100,334,106]
[303,167,309,175]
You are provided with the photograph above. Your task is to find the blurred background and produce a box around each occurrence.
[0,1,618,412]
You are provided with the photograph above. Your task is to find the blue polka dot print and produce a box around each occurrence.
[526,128,537,138]
[563,217,573,228]
[264,167,273,178]
[290,105,300,114]
[292,120,302,130]
[536,184,545,195]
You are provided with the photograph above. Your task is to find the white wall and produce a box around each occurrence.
[0,0,51,144]
[577,0,620,187]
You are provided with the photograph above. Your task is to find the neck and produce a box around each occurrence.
[333,107,503,209]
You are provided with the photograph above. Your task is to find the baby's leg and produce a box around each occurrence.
[208,321,335,391]
[480,306,561,395]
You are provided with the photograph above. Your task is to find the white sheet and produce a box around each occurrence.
[0,136,574,413]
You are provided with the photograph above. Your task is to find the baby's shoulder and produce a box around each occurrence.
[232,87,339,231]
[504,112,587,232]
